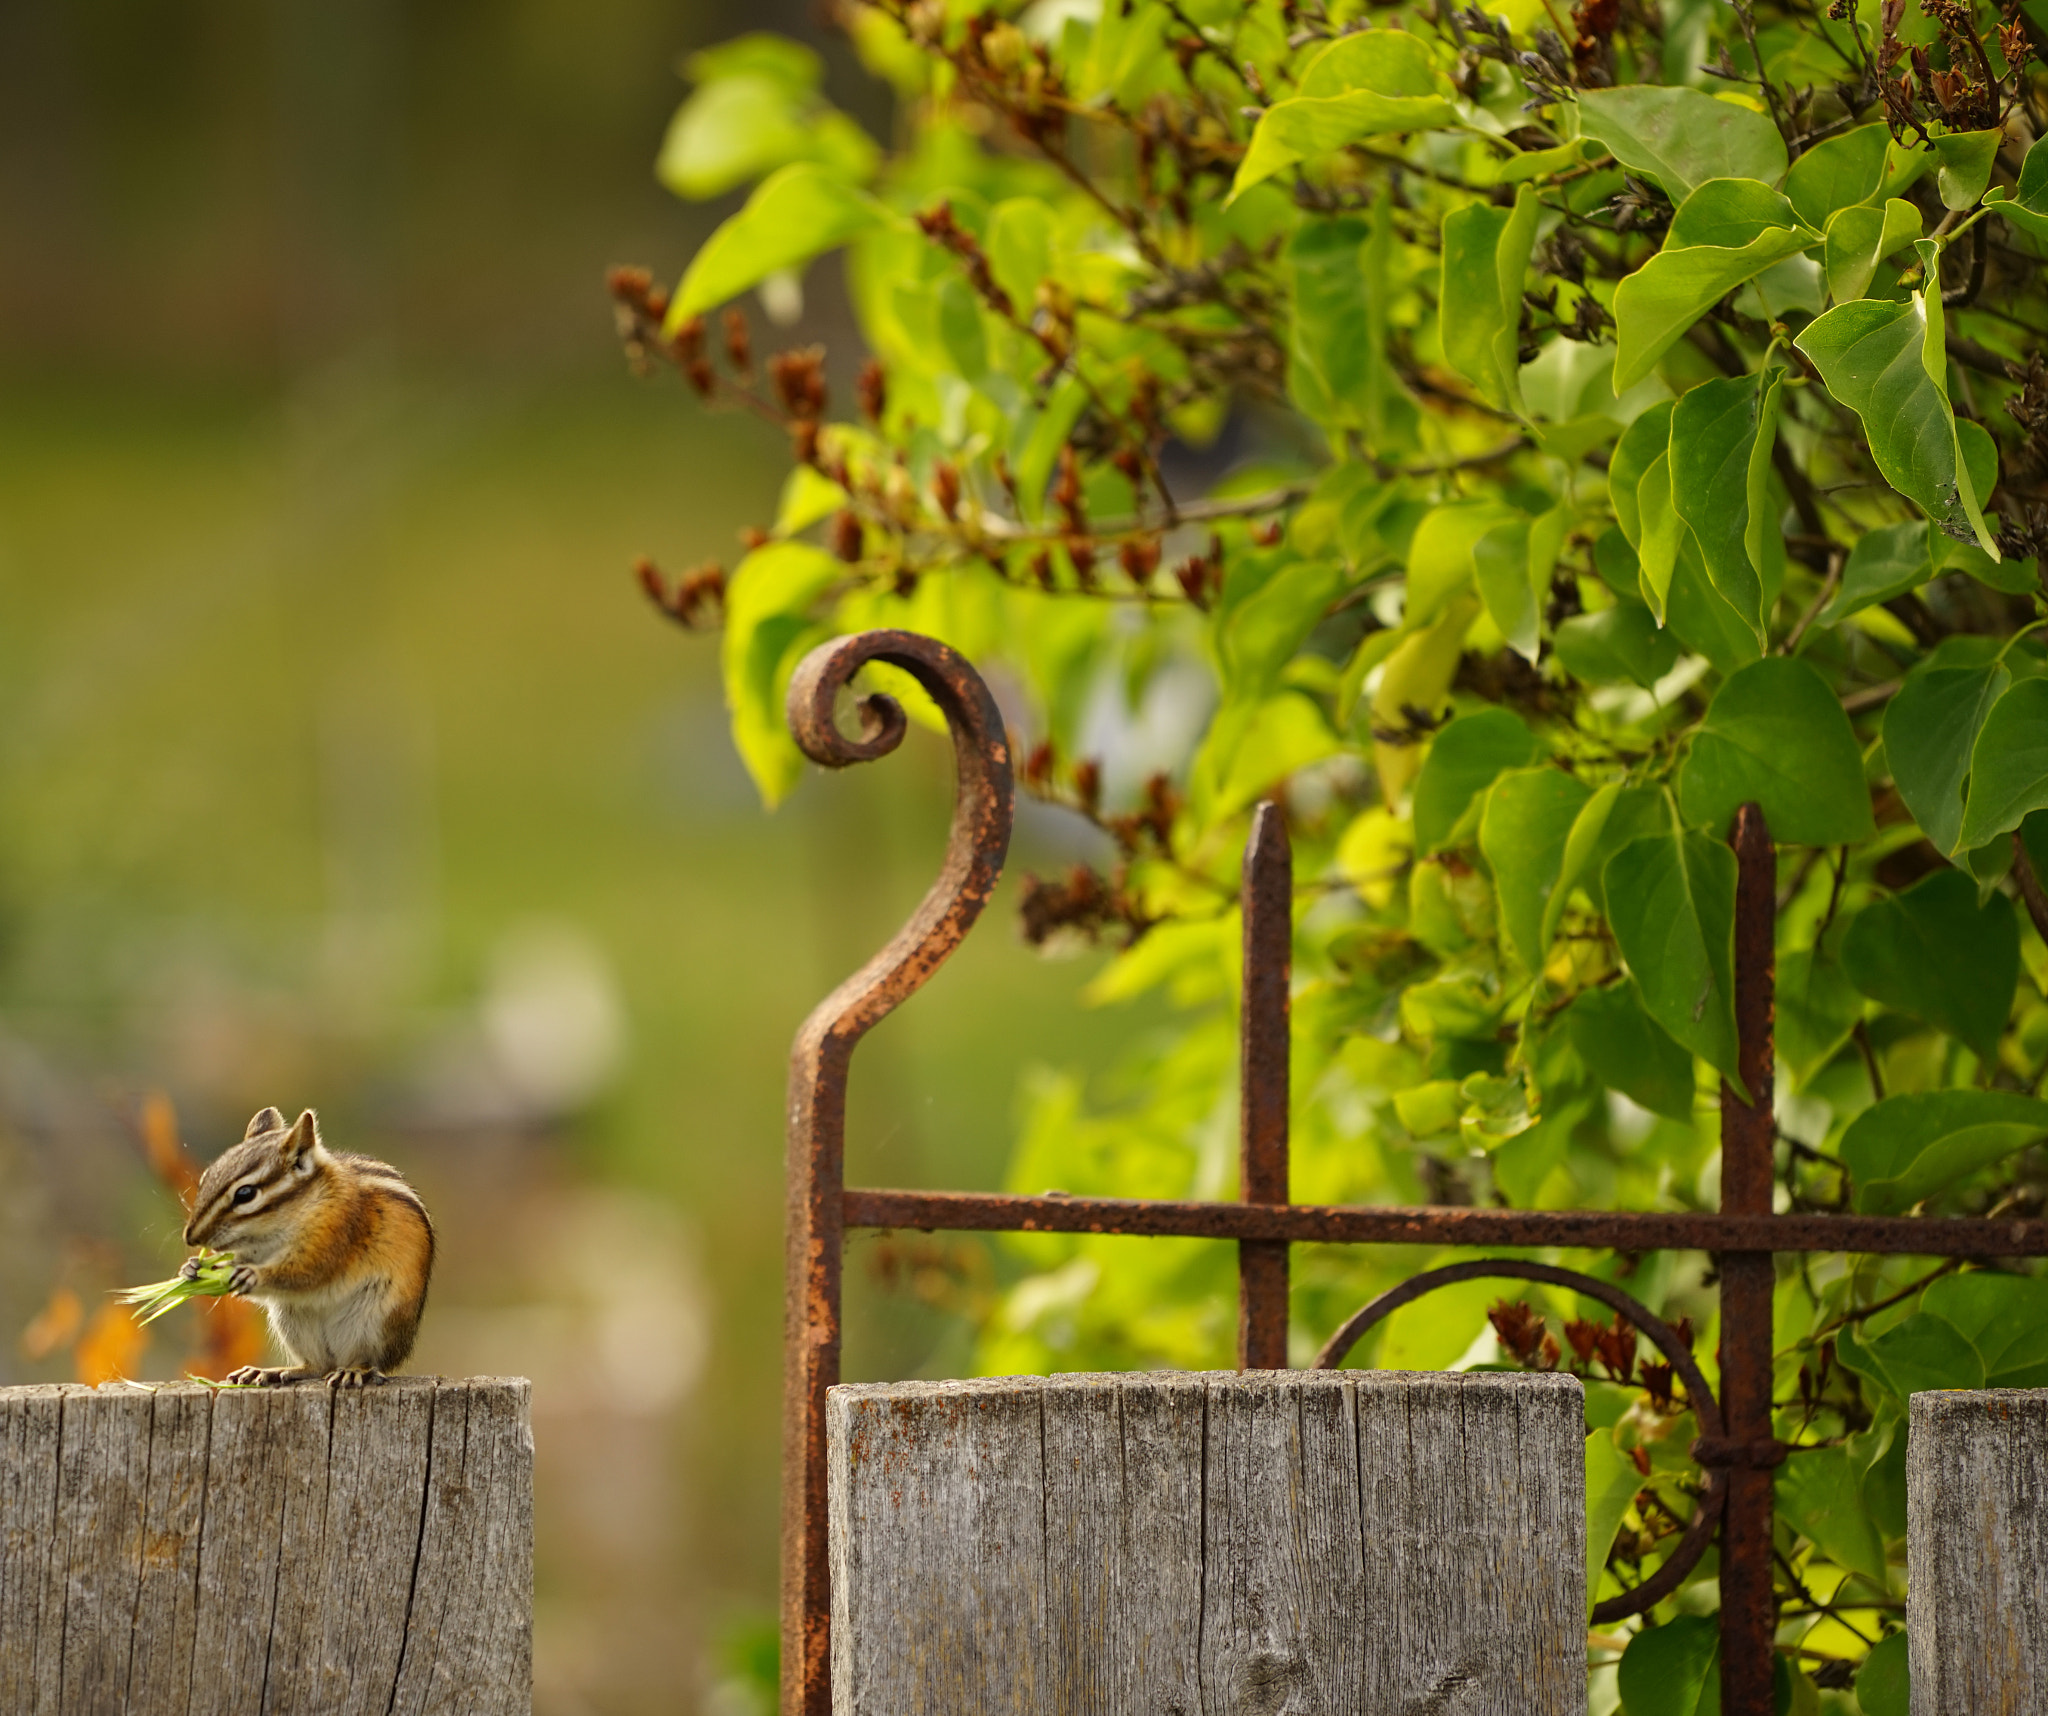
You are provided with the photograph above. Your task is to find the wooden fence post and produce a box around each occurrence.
[0,1376,532,1716]
[1908,1387,2048,1712]
[828,1369,1585,1716]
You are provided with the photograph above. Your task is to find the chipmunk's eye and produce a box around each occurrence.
[233,1184,258,1205]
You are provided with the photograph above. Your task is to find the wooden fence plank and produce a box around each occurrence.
[829,1369,1585,1716]
[1909,1387,2048,1714]
[0,1377,531,1716]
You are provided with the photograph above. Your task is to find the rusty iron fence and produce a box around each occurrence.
[774,627,2048,1716]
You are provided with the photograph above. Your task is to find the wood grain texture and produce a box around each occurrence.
[0,1376,531,1716]
[829,1369,1585,1716]
[1909,1388,2048,1716]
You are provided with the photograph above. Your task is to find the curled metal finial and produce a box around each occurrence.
[1312,1257,1726,1623]
[786,629,1014,1052]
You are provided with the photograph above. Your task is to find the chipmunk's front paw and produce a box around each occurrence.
[227,1264,260,1295]
[326,1366,386,1389]
[179,1257,204,1282]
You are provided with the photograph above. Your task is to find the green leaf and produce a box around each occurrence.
[1816,520,1933,627]
[719,542,843,805]
[1678,656,1876,845]
[671,163,889,322]
[1553,603,1682,689]
[1783,122,1889,226]
[1546,781,1670,943]
[1406,501,1523,626]
[985,198,1054,312]
[1776,944,1863,1089]
[1793,272,2000,557]
[1840,1087,2048,1213]
[1472,516,1541,660]
[1777,1447,1889,1586]
[1440,188,1540,416]
[1665,538,1765,674]
[1585,1430,1643,1616]
[1636,451,1681,621]
[1855,1634,1909,1716]
[1668,372,1774,641]
[1884,658,2010,853]
[1567,983,1697,1120]
[1838,1312,1985,1397]
[774,464,850,535]
[1613,184,1819,389]
[1603,828,1742,1088]
[1983,133,2048,240]
[1288,218,1375,428]
[1480,766,1593,970]
[1611,402,1675,548]
[1228,32,1455,200]
[1922,1272,2048,1383]
[1617,1613,1720,1716]
[656,54,878,199]
[1840,868,2018,1060]
[1575,86,1788,201]
[1931,127,2002,210]
[1821,198,1921,303]
[1957,678,2048,851]
[1412,708,1541,852]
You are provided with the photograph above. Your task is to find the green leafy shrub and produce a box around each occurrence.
[617,0,2048,1700]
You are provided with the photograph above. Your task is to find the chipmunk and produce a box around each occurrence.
[182,1106,435,1388]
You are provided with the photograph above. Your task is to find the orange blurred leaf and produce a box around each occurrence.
[189,1294,266,1381]
[140,1090,201,1204]
[20,1285,83,1361]
[75,1302,147,1386]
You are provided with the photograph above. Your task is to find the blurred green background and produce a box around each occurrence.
[0,5,1151,1710]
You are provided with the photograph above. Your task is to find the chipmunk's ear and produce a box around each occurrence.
[245,1106,287,1139]
[282,1109,321,1163]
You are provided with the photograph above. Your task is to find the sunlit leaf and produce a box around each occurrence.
[1603,827,1742,1088]
[1480,766,1592,969]
[1983,133,2048,240]
[1585,1430,1642,1616]
[1884,657,2010,853]
[1821,198,1920,303]
[1677,656,1875,845]
[1228,32,1455,201]
[671,164,890,322]
[1840,869,2018,1060]
[720,542,842,805]
[1566,983,1696,1120]
[1793,260,2000,557]
[1783,122,1888,227]
[1956,678,2048,852]
[1616,1613,1720,1716]
[1839,1088,2048,1213]
[1816,520,1932,627]
[1412,708,1541,852]
[1777,1446,1889,1586]
[1546,782,1670,944]
[1440,188,1539,416]
[1838,1311,1984,1396]
[1575,86,1788,201]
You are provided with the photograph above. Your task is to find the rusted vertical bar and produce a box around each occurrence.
[1238,801,1291,1370]
[1717,801,1780,1716]
[781,632,1014,1716]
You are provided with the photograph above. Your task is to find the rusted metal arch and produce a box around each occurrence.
[773,628,2048,1716]
[1311,1256,1727,1625]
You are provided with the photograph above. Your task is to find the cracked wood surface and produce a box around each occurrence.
[0,1376,531,1716]
[828,1370,1585,1716]
[1909,1388,2048,1716]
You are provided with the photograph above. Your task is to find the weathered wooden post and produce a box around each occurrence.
[828,1369,1586,1716]
[1908,1387,2048,1712]
[0,1376,532,1716]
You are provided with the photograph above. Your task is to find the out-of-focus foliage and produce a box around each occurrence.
[626,0,2048,1701]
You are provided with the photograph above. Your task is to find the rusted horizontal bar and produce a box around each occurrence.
[844,1189,2048,1257]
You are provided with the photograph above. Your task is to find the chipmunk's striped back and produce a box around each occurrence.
[183,1106,436,1386]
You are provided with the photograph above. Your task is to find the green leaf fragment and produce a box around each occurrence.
[1440,187,1540,417]
[1956,677,2048,852]
[670,163,889,323]
[1678,656,1876,846]
[1984,133,2048,240]
[1575,86,1788,202]
[1567,982,1697,1120]
[1603,827,1743,1090]
[1840,868,2018,1061]
[1884,657,2010,853]
[1816,520,1933,627]
[1616,1613,1720,1716]
[1822,198,1921,303]
[1412,707,1541,852]
[1479,766,1593,970]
